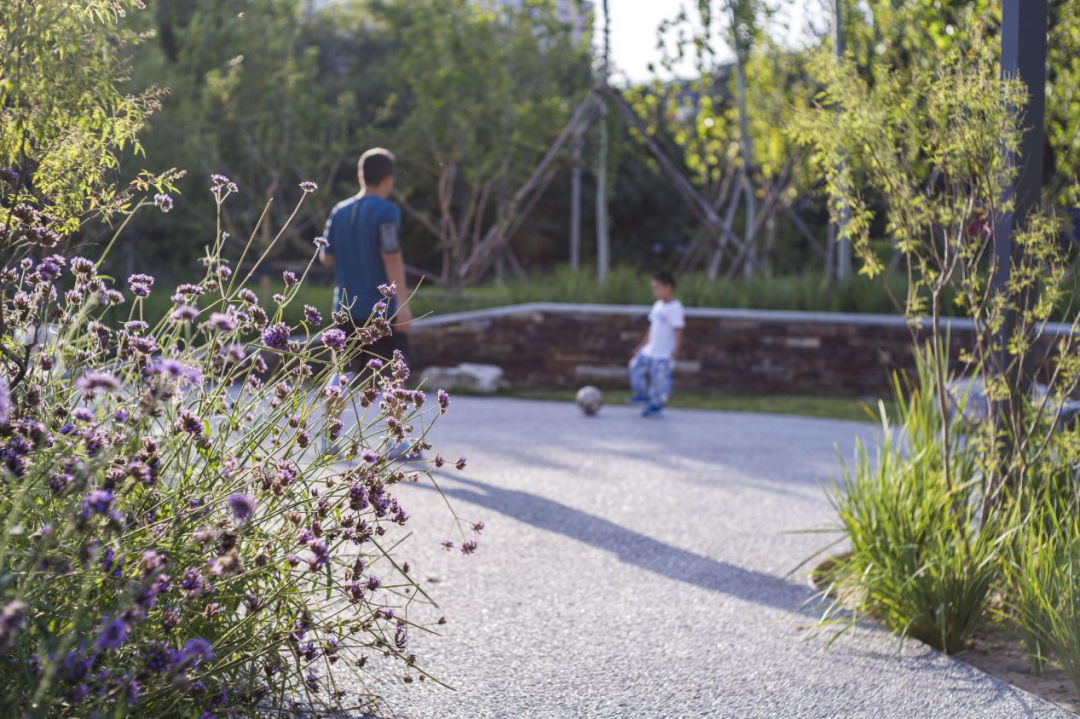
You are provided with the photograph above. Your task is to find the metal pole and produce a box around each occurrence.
[569,1,584,269]
[832,0,852,280]
[570,141,583,268]
[595,0,611,281]
[995,0,1047,299]
[987,0,1046,503]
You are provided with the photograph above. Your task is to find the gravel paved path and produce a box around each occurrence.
[355,397,1070,718]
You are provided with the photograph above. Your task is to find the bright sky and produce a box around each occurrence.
[604,0,821,85]
[603,0,700,84]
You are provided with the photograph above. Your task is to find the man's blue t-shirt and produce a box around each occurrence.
[323,195,401,320]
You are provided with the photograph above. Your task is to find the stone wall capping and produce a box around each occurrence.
[413,302,1074,336]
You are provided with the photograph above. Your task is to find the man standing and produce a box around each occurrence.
[319,148,412,363]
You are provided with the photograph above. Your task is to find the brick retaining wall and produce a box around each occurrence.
[408,303,1069,396]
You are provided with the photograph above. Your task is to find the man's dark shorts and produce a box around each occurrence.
[337,323,409,377]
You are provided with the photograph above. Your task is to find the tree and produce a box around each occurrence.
[373,0,592,287]
[631,1,819,278]
[794,30,1080,514]
[124,0,368,273]
[0,0,167,246]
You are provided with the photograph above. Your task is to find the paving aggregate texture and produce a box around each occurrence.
[356,397,1071,718]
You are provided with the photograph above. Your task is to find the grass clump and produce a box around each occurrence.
[824,359,1005,654]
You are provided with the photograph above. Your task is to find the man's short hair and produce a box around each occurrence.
[652,271,677,289]
[359,148,395,187]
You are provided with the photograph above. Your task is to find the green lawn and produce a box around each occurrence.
[472,386,892,423]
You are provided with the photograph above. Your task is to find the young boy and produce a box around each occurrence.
[628,271,685,417]
[319,147,412,368]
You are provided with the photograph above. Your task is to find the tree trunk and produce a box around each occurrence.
[570,139,583,269]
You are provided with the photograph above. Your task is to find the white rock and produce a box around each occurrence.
[421,363,504,394]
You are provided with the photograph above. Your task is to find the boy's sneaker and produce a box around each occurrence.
[625,395,650,405]
[642,405,664,418]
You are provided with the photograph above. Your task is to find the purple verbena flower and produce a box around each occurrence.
[95,616,128,652]
[154,194,173,213]
[128,461,153,485]
[228,493,256,522]
[141,550,165,575]
[210,174,238,197]
[171,304,198,322]
[128,274,155,297]
[437,389,450,414]
[128,336,157,354]
[126,679,141,705]
[307,540,330,572]
[182,637,213,665]
[378,282,396,298]
[146,358,203,385]
[0,600,28,646]
[237,288,258,304]
[84,489,114,515]
[321,328,346,351]
[261,323,290,350]
[314,236,329,249]
[282,270,297,287]
[299,181,318,193]
[144,643,178,673]
[76,371,120,397]
[177,411,209,450]
[71,257,94,276]
[303,305,322,325]
[208,312,237,332]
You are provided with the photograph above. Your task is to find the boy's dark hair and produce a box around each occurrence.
[652,271,677,289]
[359,148,395,187]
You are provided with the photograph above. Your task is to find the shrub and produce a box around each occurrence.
[0,178,475,716]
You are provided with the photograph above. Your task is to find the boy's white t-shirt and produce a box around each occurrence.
[642,299,685,359]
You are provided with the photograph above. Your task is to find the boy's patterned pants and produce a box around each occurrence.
[628,353,673,408]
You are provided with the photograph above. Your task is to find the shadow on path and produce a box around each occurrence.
[418,474,824,618]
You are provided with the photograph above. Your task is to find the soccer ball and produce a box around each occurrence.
[576,386,603,416]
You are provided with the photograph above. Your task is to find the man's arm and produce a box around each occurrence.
[319,216,334,268]
[319,247,334,269]
[672,328,683,360]
[377,220,411,332]
[381,251,411,332]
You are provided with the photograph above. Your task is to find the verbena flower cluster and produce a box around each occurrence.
[0,175,478,716]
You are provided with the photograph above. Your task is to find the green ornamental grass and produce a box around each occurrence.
[824,356,1005,655]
